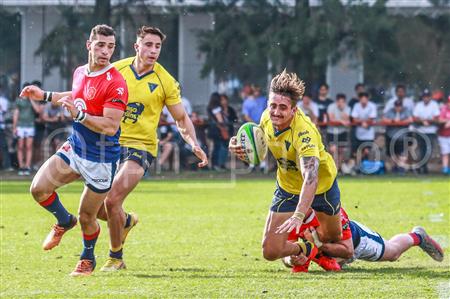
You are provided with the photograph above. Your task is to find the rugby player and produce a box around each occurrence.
[20,25,128,276]
[97,26,208,271]
[286,210,444,271]
[229,70,342,263]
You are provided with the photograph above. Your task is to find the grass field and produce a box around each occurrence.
[0,176,449,298]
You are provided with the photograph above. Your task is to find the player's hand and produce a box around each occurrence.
[290,253,309,266]
[228,136,246,160]
[19,85,44,101]
[58,96,78,118]
[192,144,208,168]
[276,216,303,234]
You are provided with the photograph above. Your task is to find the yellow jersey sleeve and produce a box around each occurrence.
[293,127,321,159]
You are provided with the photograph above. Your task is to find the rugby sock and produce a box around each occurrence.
[80,226,100,261]
[124,213,131,228]
[409,232,422,246]
[297,239,315,258]
[39,192,72,227]
[109,248,123,259]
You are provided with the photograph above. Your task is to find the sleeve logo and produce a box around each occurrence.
[302,137,311,143]
[116,87,125,96]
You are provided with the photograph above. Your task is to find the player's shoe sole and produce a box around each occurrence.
[100,257,127,272]
[412,226,444,262]
[122,212,138,244]
[70,259,95,277]
[42,215,77,251]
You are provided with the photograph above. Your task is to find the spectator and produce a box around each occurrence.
[326,93,351,170]
[157,113,175,170]
[241,85,267,124]
[413,89,440,174]
[384,84,415,114]
[382,100,413,173]
[207,92,229,171]
[3,96,17,170]
[0,84,10,170]
[42,101,65,153]
[349,83,365,110]
[314,83,333,122]
[30,80,46,170]
[351,92,378,160]
[297,93,319,124]
[220,94,238,139]
[438,96,450,175]
[13,83,40,175]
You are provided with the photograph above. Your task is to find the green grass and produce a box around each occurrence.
[1,177,449,298]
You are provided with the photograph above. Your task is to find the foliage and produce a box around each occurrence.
[0,178,448,297]
[196,0,449,90]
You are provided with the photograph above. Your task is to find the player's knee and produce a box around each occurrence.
[262,247,280,261]
[104,195,122,213]
[78,212,95,227]
[29,182,51,202]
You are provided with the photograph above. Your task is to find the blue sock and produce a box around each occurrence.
[39,192,72,226]
[109,248,123,259]
[80,227,100,261]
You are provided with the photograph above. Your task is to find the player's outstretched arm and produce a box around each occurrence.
[19,85,71,104]
[167,103,208,167]
[276,156,319,234]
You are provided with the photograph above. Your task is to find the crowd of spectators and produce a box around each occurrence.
[1,80,449,176]
[0,81,71,176]
[156,82,449,176]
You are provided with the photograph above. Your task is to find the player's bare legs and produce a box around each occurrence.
[70,186,107,276]
[98,160,144,271]
[262,211,314,261]
[315,211,342,243]
[30,154,80,250]
[380,234,415,261]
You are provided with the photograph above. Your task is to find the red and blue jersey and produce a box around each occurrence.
[68,64,128,162]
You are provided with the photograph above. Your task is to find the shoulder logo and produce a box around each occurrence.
[116,87,124,96]
[298,130,309,137]
[148,83,158,93]
[284,140,291,151]
[302,137,311,144]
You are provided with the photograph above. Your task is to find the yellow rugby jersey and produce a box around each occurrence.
[114,57,181,156]
[259,109,337,195]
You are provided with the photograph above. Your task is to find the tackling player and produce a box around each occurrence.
[287,211,444,271]
[229,70,342,263]
[96,26,208,271]
[20,25,128,276]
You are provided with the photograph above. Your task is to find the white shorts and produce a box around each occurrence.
[56,142,118,193]
[351,221,385,262]
[17,126,35,138]
[438,136,450,155]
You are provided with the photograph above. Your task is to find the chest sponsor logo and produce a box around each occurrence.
[74,98,87,111]
[122,102,145,124]
[276,157,299,171]
[148,83,158,93]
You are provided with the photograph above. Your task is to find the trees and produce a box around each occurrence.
[196,0,449,91]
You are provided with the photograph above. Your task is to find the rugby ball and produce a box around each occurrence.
[236,122,268,165]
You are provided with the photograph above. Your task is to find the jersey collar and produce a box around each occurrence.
[129,60,155,80]
[85,64,114,77]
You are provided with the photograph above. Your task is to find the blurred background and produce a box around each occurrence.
[0,0,449,176]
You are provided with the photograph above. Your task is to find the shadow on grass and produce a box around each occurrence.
[342,266,450,279]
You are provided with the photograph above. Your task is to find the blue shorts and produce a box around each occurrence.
[270,179,341,215]
[120,147,154,172]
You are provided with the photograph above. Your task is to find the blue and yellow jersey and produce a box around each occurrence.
[259,109,337,194]
[113,57,181,156]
